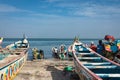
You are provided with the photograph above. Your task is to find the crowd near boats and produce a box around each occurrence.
[1,35,120,80]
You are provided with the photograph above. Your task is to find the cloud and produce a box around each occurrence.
[66,2,120,18]
[45,1,120,18]
[46,0,65,3]
[0,4,31,13]
[30,13,63,18]
[0,4,20,12]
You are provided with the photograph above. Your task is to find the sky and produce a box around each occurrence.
[0,0,120,38]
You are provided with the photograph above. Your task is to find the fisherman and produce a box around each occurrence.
[39,49,44,59]
[53,47,59,58]
[97,40,105,56]
[68,45,73,58]
[89,41,97,52]
[32,48,39,60]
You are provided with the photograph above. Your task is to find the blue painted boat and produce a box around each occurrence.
[0,36,29,80]
[72,38,120,80]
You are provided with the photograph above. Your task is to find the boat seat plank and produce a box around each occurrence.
[96,73,120,78]
[83,62,111,66]
[78,57,101,60]
[77,53,94,55]
[85,65,117,69]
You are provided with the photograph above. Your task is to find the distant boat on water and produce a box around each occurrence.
[0,36,29,80]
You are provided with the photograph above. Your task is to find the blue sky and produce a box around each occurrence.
[0,0,120,38]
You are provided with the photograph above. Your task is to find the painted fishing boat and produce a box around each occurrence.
[52,47,59,58]
[52,44,67,59]
[0,37,29,80]
[73,41,120,80]
[68,37,83,58]
[58,44,67,59]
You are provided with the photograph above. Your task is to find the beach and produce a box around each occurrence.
[14,59,76,80]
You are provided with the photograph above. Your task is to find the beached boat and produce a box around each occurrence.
[52,44,67,59]
[0,37,29,80]
[73,42,120,80]
[68,37,83,58]
[52,47,59,58]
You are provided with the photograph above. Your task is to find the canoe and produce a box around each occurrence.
[52,44,67,59]
[0,37,29,80]
[52,47,59,58]
[58,44,67,59]
[73,42,120,80]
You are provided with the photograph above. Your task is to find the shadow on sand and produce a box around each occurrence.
[46,65,79,80]
[46,65,70,80]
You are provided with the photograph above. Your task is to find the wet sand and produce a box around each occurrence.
[14,59,75,80]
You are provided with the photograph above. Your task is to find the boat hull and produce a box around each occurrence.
[0,50,28,80]
[73,52,102,80]
[0,37,29,80]
[73,43,120,80]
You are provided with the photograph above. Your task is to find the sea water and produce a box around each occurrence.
[2,38,99,60]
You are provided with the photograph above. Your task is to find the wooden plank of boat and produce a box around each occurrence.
[0,55,19,68]
[85,65,117,69]
[96,73,120,78]
[77,52,94,55]
[78,57,101,60]
[83,62,111,66]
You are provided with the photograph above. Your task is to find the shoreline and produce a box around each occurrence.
[14,59,76,80]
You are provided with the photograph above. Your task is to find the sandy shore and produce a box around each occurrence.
[14,59,77,80]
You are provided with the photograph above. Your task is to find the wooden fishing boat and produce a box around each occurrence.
[59,44,67,59]
[52,47,59,58]
[52,44,67,59]
[68,37,82,58]
[73,42,120,80]
[0,37,29,80]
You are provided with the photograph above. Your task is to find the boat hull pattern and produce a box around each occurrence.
[0,52,28,80]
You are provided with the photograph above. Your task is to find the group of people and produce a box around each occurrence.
[89,40,104,55]
[32,48,44,60]
[89,39,120,60]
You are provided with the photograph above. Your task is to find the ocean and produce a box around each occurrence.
[1,38,99,60]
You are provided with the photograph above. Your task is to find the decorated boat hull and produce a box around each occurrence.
[0,37,29,80]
